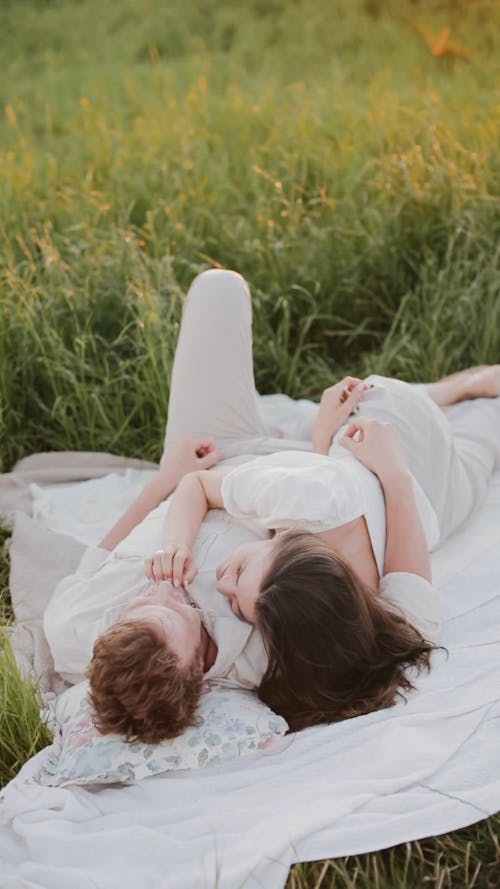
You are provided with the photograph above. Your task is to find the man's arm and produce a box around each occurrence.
[99,471,175,551]
[98,438,221,551]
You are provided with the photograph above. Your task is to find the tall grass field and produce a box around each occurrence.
[1,0,499,885]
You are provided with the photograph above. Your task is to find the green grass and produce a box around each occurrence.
[0,632,53,785]
[286,823,500,888]
[0,0,499,884]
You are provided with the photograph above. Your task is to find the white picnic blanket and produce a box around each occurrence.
[0,457,499,888]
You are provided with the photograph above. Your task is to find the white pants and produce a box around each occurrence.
[163,269,314,458]
[165,269,499,544]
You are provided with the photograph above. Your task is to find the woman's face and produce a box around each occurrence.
[216,539,277,624]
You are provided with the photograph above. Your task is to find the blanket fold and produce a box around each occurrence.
[0,452,155,693]
[0,451,157,527]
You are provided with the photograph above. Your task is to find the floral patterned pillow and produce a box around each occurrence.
[35,680,289,787]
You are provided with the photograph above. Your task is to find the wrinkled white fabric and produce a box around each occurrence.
[378,572,441,642]
[1,470,499,889]
[30,469,157,546]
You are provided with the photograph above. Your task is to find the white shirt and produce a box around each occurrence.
[45,460,270,689]
[221,450,442,642]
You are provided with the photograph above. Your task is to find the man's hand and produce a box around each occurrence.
[312,376,369,454]
[158,437,222,495]
[144,543,197,587]
[339,417,407,482]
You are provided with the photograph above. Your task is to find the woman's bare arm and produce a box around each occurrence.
[377,468,431,580]
[162,469,227,550]
[145,468,230,586]
[340,418,431,580]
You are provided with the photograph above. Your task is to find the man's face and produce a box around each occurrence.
[121,582,203,667]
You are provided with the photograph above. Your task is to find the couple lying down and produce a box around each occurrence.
[43,270,500,744]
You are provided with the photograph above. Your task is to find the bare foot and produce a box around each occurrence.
[425,365,500,406]
[465,366,500,399]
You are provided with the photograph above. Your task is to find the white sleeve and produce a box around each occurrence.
[220,452,364,532]
[379,571,442,642]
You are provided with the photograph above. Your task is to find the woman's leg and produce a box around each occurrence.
[163,269,312,459]
[433,396,500,540]
[422,365,500,407]
[417,366,500,539]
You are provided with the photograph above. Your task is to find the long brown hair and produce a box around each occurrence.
[256,531,435,732]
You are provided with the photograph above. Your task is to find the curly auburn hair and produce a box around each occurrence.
[256,531,436,732]
[87,619,204,744]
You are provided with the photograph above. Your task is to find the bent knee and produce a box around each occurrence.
[189,268,250,302]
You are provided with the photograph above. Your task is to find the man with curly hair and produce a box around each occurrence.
[45,431,271,744]
[87,582,206,744]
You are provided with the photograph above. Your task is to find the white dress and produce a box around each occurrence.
[221,449,442,643]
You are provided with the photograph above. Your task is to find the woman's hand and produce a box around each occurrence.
[157,437,222,495]
[339,417,407,482]
[144,543,197,587]
[312,376,370,454]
